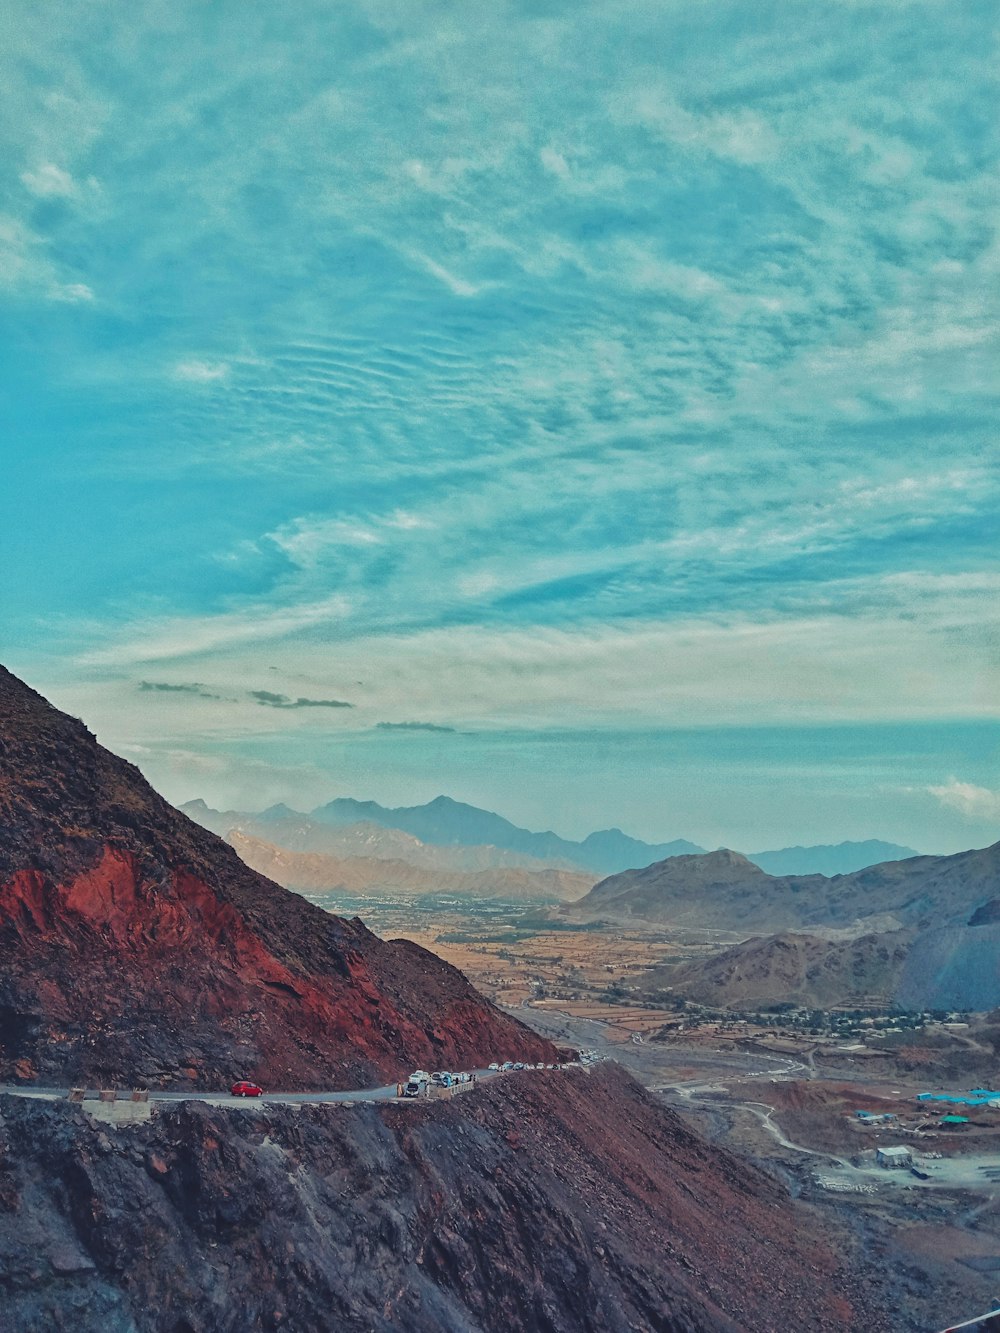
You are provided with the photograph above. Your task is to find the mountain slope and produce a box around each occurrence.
[651,930,914,1010]
[0,667,552,1088]
[0,1065,875,1333]
[228,830,594,901]
[565,842,1000,933]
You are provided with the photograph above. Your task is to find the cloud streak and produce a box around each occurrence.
[249,691,353,710]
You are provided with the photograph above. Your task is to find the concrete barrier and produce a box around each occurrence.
[81,1098,153,1126]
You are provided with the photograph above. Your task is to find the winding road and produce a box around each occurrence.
[0,1069,502,1108]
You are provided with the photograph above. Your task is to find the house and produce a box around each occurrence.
[876,1145,912,1169]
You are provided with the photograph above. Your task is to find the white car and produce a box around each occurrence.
[410,1070,430,1085]
[488,1062,500,1072]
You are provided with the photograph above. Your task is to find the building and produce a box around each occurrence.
[876,1145,912,1169]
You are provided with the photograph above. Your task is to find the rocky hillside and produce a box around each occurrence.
[564,843,1000,934]
[0,1065,878,1333]
[228,830,593,901]
[0,666,552,1089]
[649,930,914,1010]
[563,849,803,928]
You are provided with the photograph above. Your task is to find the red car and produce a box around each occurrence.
[230,1081,263,1097]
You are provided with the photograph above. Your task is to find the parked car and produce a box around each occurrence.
[431,1071,445,1085]
[410,1070,430,1085]
[488,1062,500,1072]
[230,1081,263,1097]
[501,1061,514,1071]
[403,1080,422,1098]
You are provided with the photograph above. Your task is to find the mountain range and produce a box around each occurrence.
[570,845,1000,1010]
[182,796,916,877]
[228,830,594,902]
[0,664,878,1329]
[565,844,1000,933]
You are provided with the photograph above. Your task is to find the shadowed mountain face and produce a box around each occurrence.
[0,667,553,1088]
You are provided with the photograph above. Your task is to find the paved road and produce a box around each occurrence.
[0,1069,501,1107]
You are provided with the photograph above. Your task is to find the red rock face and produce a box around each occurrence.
[0,666,553,1088]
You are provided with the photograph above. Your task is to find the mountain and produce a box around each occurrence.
[565,842,1000,935]
[0,1066,875,1333]
[0,666,553,1088]
[0,667,881,1329]
[650,929,914,1010]
[747,839,919,877]
[181,800,571,871]
[565,849,791,928]
[648,907,1000,1014]
[228,831,594,902]
[190,795,705,873]
[309,794,705,871]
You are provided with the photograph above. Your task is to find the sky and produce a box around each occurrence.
[1,0,998,854]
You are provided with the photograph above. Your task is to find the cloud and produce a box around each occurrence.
[80,596,352,665]
[138,680,222,700]
[20,162,77,198]
[51,282,95,303]
[249,691,352,710]
[173,360,230,384]
[375,721,456,733]
[927,780,1000,823]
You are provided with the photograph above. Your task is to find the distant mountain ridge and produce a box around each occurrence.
[746,839,918,877]
[183,795,914,877]
[228,831,594,902]
[308,795,704,872]
[565,841,1000,935]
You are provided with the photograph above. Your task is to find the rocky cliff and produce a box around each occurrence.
[0,1065,876,1333]
[0,666,552,1089]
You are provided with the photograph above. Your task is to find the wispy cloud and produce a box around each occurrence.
[173,360,230,384]
[4,1,996,850]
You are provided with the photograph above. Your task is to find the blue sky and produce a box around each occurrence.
[2,1,998,852]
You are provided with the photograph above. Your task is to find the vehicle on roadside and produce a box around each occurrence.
[403,1080,422,1098]
[488,1062,500,1072]
[513,1062,524,1070]
[501,1061,514,1071]
[410,1070,430,1085]
[431,1071,445,1085]
[230,1081,263,1097]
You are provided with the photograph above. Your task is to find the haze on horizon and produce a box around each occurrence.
[2,2,997,856]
